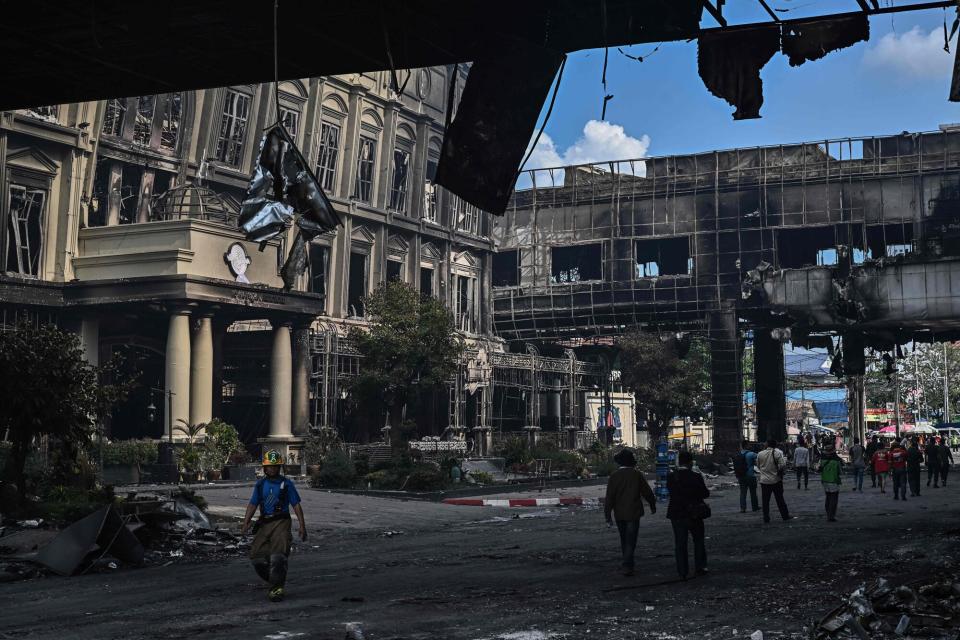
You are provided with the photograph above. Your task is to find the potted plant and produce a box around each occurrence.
[202,419,242,480]
[303,427,340,476]
[177,444,202,482]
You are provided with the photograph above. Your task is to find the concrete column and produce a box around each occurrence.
[708,310,743,453]
[165,309,192,439]
[754,328,786,443]
[136,169,156,223]
[339,87,364,200]
[79,317,100,366]
[291,322,312,436]
[269,320,294,439]
[189,314,214,428]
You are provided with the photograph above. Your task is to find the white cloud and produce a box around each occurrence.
[520,120,651,188]
[863,25,956,78]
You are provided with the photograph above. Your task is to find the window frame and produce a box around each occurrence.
[315,119,343,194]
[388,145,412,213]
[352,134,378,204]
[4,182,48,278]
[214,88,253,168]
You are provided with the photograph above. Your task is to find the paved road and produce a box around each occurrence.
[2,474,958,639]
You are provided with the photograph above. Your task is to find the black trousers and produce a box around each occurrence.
[928,465,940,486]
[940,465,950,486]
[761,481,790,522]
[892,468,907,499]
[616,519,640,569]
[908,467,921,496]
[824,491,839,520]
[796,466,809,488]
[870,463,876,486]
[671,517,706,578]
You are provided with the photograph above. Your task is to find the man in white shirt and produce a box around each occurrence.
[757,439,793,524]
[793,438,810,490]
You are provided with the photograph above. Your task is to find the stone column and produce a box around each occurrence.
[291,321,312,436]
[754,328,786,443]
[165,309,192,439]
[708,310,743,453]
[269,320,294,439]
[189,314,214,428]
[79,317,100,366]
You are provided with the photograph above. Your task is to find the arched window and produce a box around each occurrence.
[352,109,382,204]
[389,123,416,214]
[316,94,347,193]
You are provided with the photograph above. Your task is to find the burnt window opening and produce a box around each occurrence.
[777,227,840,269]
[160,93,182,150]
[308,243,329,300]
[389,148,410,213]
[5,184,46,276]
[454,196,481,235]
[22,105,58,122]
[551,243,602,283]
[278,107,300,140]
[119,165,144,224]
[133,95,156,146]
[353,136,377,203]
[386,259,403,282]
[423,158,438,222]
[420,266,434,297]
[635,236,692,277]
[866,224,914,259]
[454,274,476,332]
[89,159,111,227]
[315,121,341,192]
[493,250,520,287]
[215,90,251,167]
[347,251,368,317]
[102,99,126,137]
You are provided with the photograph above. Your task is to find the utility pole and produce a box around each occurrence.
[894,348,902,440]
[944,342,951,424]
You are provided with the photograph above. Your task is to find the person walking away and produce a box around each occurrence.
[794,438,811,490]
[951,433,959,453]
[926,437,941,488]
[757,439,793,523]
[889,440,908,501]
[820,444,842,521]
[937,437,954,486]
[849,437,866,492]
[734,440,759,513]
[241,450,308,602]
[906,437,923,497]
[604,448,656,577]
[866,436,880,488]
[872,440,890,494]
[666,450,710,580]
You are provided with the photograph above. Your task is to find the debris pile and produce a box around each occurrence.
[815,577,960,639]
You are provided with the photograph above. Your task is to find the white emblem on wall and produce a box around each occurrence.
[224,242,251,283]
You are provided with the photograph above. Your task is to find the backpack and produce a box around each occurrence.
[733,452,748,478]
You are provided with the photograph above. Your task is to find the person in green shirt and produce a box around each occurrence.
[820,443,843,522]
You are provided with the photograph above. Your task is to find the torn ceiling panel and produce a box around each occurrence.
[781,14,870,67]
[697,25,781,120]
[435,40,565,216]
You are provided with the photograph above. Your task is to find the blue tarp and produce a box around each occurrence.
[815,400,848,425]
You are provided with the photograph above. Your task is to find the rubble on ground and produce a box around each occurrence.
[814,576,960,639]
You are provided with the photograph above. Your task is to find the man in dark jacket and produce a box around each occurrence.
[866,436,880,488]
[604,448,656,576]
[926,437,941,488]
[667,450,710,580]
[938,437,954,486]
[906,437,923,497]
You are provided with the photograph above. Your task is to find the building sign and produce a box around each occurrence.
[224,242,251,283]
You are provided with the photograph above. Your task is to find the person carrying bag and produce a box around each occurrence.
[666,450,710,580]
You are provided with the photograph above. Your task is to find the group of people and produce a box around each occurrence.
[862,434,954,495]
[734,439,798,522]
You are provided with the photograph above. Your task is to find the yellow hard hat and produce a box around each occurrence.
[262,449,284,466]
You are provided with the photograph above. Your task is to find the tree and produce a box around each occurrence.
[0,322,135,505]
[618,331,712,441]
[349,281,464,447]
[865,342,960,423]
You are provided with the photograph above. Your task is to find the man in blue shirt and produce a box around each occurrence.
[241,449,307,602]
[735,440,760,513]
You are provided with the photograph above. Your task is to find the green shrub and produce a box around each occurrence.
[95,439,159,467]
[469,470,495,484]
[203,419,242,470]
[496,436,529,467]
[404,464,447,491]
[530,443,585,476]
[312,450,358,488]
[363,469,402,489]
[41,485,116,524]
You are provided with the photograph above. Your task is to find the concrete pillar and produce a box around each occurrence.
[189,314,213,428]
[291,322,312,436]
[136,169,156,223]
[165,309,191,439]
[547,391,562,431]
[754,328,786,443]
[708,311,743,453]
[269,320,294,439]
[79,317,99,366]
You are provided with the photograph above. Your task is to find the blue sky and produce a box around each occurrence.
[525,4,960,170]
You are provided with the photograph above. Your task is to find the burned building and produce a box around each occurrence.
[492,129,960,451]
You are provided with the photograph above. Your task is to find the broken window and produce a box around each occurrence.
[423,158,438,222]
[420,266,434,297]
[102,98,126,137]
[119,165,144,224]
[777,227,839,268]
[315,121,341,192]
[635,236,693,277]
[492,250,520,287]
[215,90,251,167]
[308,243,329,299]
[353,136,377,203]
[23,105,58,122]
[389,148,411,213]
[866,223,914,259]
[386,259,403,282]
[279,107,300,140]
[160,93,182,150]
[454,274,476,332]
[551,243,602,283]
[133,95,156,146]
[5,185,46,276]
[347,251,368,317]
[453,196,480,235]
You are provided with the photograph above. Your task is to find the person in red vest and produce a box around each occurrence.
[871,439,890,494]
[889,440,908,500]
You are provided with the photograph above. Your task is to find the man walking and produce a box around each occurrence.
[820,443,842,522]
[907,436,923,497]
[872,439,890,494]
[757,439,792,523]
[793,437,811,490]
[604,448,657,577]
[926,437,941,488]
[937,437,954,486]
[889,439,908,501]
[849,437,866,492]
[241,450,308,602]
[734,440,759,513]
[866,435,880,488]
